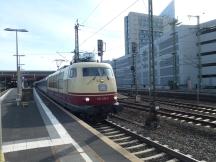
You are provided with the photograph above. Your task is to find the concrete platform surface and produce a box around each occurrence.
[0,88,141,162]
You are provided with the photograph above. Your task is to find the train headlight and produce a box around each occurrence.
[114,96,118,100]
[85,97,90,102]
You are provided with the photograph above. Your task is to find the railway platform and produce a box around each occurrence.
[0,88,142,162]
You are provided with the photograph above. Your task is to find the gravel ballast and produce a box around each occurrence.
[109,105,216,162]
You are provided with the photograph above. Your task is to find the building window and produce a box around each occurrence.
[201,51,216,56]
[202,74,216,78]
[201,63,216,67]
[200,39,216,45]
[200,26,216,35]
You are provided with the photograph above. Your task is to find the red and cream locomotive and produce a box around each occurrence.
[35,60,120,120]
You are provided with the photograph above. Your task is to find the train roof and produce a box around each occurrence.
[71,62,112,68]
[49,62,112,77]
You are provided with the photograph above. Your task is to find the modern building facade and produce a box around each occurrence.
[156,25,198,89]
[199,20,216,87]
[111,0,216,90]
[111,17,216,89]
[124,12,166,56]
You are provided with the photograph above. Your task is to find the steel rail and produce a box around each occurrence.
[142,96,216,112]
[36,88,202,162]
[101,119,201,162]
[119,100,216,128]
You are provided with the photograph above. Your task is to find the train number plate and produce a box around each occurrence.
[98,84,107,91]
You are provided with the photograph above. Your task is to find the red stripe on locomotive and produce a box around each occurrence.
[48,89,117,106]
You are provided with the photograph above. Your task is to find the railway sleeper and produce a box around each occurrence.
[211,120,216,123]
[95,126,111,130]
[121,141,143,148]
[207,108,216,111]
[107,133,125,138]
[188,116,195,119]
[103,130,120,135]
[202,119,210,122]
[99,128,115,132]
[133,148,155,156]
[125,143,146,150]
[118,139,139,146]
[112,136,131,142]
[141,152,166,162]
[136,148,163,158]
[165,158,179,162]
[195,123,201,126]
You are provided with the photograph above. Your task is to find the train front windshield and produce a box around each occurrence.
[83,67,113,77]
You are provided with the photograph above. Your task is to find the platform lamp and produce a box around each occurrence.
[4,28,28,103]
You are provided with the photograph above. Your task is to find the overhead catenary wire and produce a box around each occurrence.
[80,0,140,46]
[81,0,104,25]
[56,52,71,62]
[141,0,148,11]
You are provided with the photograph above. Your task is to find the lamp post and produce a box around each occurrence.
[4,28,28,103]
[19,64,25,89]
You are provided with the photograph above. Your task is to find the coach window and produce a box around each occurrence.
[53,75,57,88]
[69,68,77,78]
[58,72,64,89]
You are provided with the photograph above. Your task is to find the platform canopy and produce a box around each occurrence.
[0,70,54,90]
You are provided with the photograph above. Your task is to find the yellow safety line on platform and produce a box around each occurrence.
[0,150,5,162]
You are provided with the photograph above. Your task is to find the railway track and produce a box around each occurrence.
[141,96,216,115]
[37,89,203,161]
[118,89,216,103]
[120,92,216,115]
[119,100,216,129]
[92,118,202,162]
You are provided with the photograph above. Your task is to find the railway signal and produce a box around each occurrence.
[131,42,138,100]
[97,39,106,62]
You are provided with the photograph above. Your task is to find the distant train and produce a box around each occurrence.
[35,62,120,120]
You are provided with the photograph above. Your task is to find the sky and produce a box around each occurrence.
[0,0,215,70]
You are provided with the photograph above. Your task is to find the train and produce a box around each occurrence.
[34,61,121,120]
